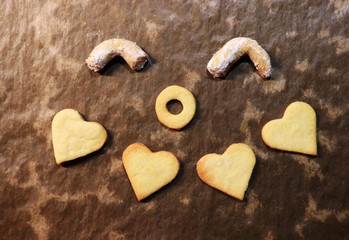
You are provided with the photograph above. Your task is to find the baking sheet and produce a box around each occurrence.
[0,0,348,239]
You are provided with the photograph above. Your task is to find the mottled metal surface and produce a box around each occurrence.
[0,0,348,239]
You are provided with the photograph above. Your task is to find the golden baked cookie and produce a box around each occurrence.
[155,85,196,130]
[86,38,148,72]
[52,109,107,165]
[261,101,317,155]
[197,143,256,200]
[122,143,180,201]
[207,37,271,78]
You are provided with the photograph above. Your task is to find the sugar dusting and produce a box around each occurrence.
[86,38,148,71]
[207,37,271,78]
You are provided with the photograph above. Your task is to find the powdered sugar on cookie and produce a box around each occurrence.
[207,37,271,78]
[86,38,148,72]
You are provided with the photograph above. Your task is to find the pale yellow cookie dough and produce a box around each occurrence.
[52,109,107,165]
[261,101,317,155]
[122,143,180,201]
[155,85,196,130]
[197,143,256,200]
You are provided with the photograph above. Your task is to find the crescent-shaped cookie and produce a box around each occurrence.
[207,37,271,78]
[86,38,148,72]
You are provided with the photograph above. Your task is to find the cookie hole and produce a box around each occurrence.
[167,100,183,115]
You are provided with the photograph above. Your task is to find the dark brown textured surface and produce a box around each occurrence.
[0,0,348,239]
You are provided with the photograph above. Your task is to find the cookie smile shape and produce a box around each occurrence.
[122,143,180,201]
[52,109,107,165]
[197,143,256,200]
[261,101,317,155]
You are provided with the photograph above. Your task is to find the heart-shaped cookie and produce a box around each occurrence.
[52,109,107,165]
[197,143,256,200]
[261,101,317,155]
[122,143,180,201]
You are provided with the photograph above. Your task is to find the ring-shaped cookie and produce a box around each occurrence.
[155,85,196,130]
